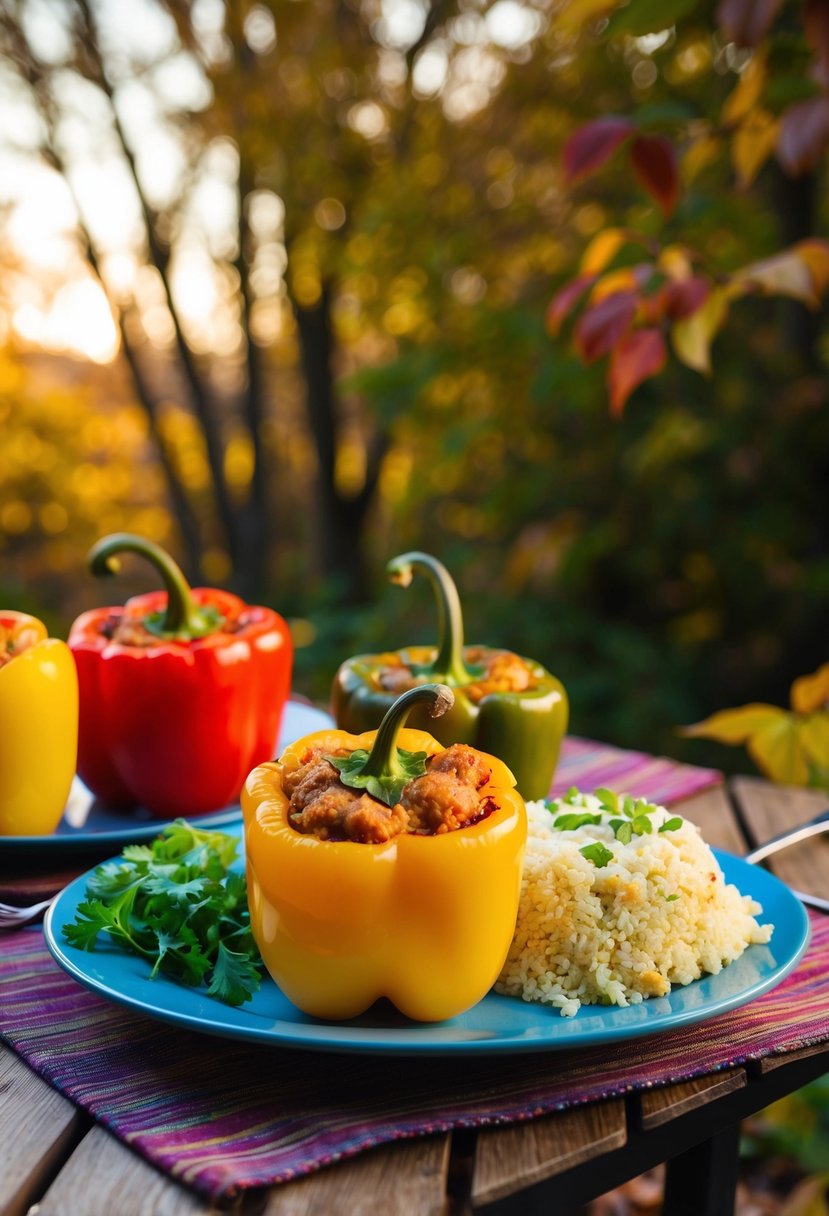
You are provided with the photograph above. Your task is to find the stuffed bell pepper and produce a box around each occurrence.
[242,683,527,1021]
[0,611,78,836]
[332,551,568,800]
[68,533,293,819]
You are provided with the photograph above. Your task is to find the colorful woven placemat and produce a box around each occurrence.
[2,915,828,1200]
[0,739,757,1201]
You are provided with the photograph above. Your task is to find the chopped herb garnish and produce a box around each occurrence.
[580,841,615,868]
[659,817,684,833]
[632,815,654,836]
[553,811,604,831]
[609,818,633,844]
[594,788,620,815]
[62,820,262,1006]
[326,746,428,807]
[665,893,680,901]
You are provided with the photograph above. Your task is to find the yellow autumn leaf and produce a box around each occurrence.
[794,239,829,296]
[659,244,694,282]
[682,132,721,184]
[790,662,829,713]
[589,267,642,303]
[732,109,779,189]
[680,703,787,744]
[745,714,809,785]
[732,250,820,307]
[556,0,618,33]
[671,287,729,374]
[580,228,629,276]
[798,714,829,766]
[721,50,767,125]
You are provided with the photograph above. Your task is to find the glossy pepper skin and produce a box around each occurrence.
[242,686,527,1022]
[68,534,293,819]
[332,552,568,801]
[0,611,78,836]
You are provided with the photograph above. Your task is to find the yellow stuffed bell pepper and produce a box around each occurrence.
[242,684,527,1022]
[0,611,78,836]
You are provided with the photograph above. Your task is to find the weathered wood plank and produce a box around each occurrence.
[638,1071,746,1130]
[759,1043,829,1073]
[0,1044,84,1216]
[731,776,829,897]
[673,786,747,854]
[33,1126,216,1216]
[470,1100,626,1209]
[261,1135,450,1216]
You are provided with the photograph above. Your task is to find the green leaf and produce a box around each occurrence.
[613,820,634,844]
[659,816,684,832]
[326,747,429,807]
[61,821,261,1006]
[552,811,604,830]
[580,842,615,867]
[666,893,680,901]
[207,942,262,1007]
[594,787,620,814]
[632,815,654,835]
[605,0,697,37]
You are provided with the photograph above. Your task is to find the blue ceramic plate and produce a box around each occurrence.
[4,701,333,860]
[44,837,811,1056]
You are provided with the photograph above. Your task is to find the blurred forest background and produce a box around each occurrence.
[0,0,827,775]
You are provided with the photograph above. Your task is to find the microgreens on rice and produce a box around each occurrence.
[546,788,685,846]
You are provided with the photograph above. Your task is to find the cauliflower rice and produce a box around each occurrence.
[495,790,773,1017]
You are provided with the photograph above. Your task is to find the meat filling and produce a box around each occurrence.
[376,648,534,702]
[287,742,497,843]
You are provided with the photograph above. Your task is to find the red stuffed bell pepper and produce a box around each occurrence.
[68,533,293,818]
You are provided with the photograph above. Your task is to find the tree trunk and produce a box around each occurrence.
[292,286,379,601]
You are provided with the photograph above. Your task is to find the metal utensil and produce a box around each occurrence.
[0,897,55,930]
[743,808,829,913]
[744,808,829,864]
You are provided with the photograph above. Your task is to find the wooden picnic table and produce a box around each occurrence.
[2,775,828,1216]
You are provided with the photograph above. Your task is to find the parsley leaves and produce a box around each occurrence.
[62,820,262,1006]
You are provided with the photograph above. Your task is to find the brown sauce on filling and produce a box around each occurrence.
[286,743,499,844]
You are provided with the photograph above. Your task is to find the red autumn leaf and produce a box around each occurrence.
[546,274,597,336]
[805,0,829,71]
[608,328,667,416]
[563,118,635,184]
[629,135,680,216]
[777,96,829,175]
[574,291,638,364]
[716,0,784,46]
[660,276,711,320]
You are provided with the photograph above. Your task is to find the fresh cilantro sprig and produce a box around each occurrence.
[62,820,262,1006]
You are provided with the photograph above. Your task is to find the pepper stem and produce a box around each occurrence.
[386,552,475,685]
[88,533,222,639]
[359,684,454,784]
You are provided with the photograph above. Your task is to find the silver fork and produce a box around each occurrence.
[0,897,56,930]
[744,808,829,913]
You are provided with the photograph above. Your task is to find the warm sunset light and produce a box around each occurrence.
[12,279,119,363]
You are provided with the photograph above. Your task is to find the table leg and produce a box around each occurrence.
[661,1121,742,1216]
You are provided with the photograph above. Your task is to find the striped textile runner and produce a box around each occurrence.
[552,736,721,806]
[1,915,828,1200]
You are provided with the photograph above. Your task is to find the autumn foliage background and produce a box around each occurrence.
[0,0,827,782]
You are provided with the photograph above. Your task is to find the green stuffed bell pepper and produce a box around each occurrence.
[331,551,568,800]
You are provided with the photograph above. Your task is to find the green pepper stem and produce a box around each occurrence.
[386,551,473,685]
[88,533,221,639]
[360,684,454,782]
